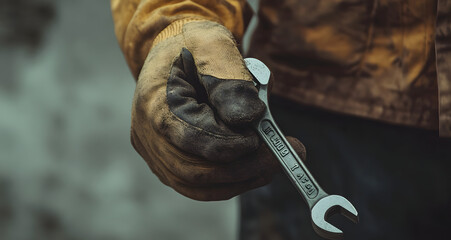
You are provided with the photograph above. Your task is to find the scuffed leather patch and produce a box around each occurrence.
[165,49,264,161]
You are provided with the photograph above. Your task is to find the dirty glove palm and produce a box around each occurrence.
[131,20,305,201]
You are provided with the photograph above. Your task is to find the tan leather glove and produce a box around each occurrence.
[131,20,306,201]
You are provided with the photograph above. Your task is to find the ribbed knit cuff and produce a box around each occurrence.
[152,18,206,48]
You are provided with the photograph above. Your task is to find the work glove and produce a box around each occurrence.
[131,20,306,201]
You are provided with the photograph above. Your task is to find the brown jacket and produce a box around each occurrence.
[111,0,451,137]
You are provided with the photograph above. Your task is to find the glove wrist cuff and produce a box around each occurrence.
[152,18,209,48]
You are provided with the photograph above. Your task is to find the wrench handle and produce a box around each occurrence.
[246,58,358,239]
[255,109,327,209]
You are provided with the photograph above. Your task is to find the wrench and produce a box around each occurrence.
[244,58,359,240]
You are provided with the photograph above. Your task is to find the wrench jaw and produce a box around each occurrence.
[244,58,271,86]
[244,58,272,104]
[311,195,359,240]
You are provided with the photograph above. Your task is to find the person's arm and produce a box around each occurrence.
[110,0,306,201]
[111,0,248,78]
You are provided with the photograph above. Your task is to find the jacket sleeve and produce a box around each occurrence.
[111,0,249,79]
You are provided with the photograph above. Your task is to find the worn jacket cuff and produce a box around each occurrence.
[152,18,214,48]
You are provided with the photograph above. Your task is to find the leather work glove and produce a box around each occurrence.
[131,20,306,201]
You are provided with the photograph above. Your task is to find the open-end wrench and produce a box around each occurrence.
[244,58,359,240]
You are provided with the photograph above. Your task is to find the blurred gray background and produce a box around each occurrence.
[0,0,259,239]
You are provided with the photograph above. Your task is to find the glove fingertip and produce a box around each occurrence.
[181,47,194,63]
[222,98,265,125]
[209,79,265,126]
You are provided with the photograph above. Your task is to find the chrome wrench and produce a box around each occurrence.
[244,58,359,239]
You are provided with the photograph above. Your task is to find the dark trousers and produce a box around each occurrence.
[239,97,451,240]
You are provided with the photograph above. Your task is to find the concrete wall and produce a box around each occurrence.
[0,1,241,239]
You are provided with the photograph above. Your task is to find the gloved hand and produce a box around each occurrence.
[131,20,306,201]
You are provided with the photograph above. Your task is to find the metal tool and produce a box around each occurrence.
[244,58,359,240]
